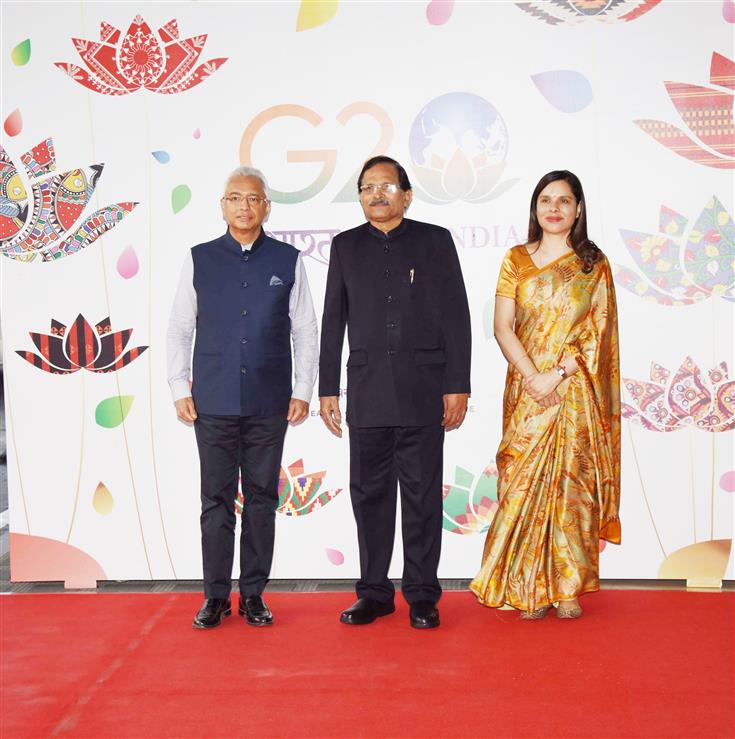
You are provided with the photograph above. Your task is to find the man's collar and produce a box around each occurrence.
[366,219,410,240]
[224,227,266,252]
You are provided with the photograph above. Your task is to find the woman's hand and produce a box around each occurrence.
[539,390,563,408]
[524,370,562,403]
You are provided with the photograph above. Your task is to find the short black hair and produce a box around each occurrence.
[357,155,412,192]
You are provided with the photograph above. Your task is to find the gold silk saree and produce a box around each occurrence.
[470,245,621,611]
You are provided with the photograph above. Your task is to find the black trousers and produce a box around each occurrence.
[348,423,445,605]
[194,413,287,599]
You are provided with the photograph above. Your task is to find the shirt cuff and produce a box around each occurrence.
[291,381,313,403]
[443,382,471,394]
[169,378,192,402]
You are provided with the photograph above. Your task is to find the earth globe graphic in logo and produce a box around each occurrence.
[409,92,517,204]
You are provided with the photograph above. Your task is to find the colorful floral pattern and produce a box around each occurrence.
[636,52,735,169]
[54,16,227,95]
[235,459,342,517]
[614,197,734,304]
[16,315,147,374]
[0,139,136,262]
[442,464,499,534]
[622,357,735,433]
[513,0,661,25]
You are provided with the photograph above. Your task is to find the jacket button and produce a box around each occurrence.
[384,269,390,278]
[386,295,393,302]
[241,309,248,316]
[387,322,396,329]
[240,338,248,344]
[242,255,249,262]
[383,245,389,253]
[241,367,247,375]
[241,281,249,288]
[387,350,396,356]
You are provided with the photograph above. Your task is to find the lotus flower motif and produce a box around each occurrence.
[514,0,661,25]
[236,459,342,517]
[613,197,734,305]
[0,139,136,262]
[622,357,735,433]
[636,52,735,169]
[442,464,499,534]
[16,315,148,374]
[55,16,227,95]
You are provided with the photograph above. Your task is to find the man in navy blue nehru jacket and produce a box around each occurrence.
[319,156,471,629]
[167,166,318,629]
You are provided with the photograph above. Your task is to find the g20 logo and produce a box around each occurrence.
[240,102,393,205]
[240,93,516,205]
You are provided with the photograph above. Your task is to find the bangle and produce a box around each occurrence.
[555,365,567,379]
[510,352,529,368]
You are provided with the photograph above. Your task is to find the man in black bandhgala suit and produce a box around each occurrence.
[319,155,471,629]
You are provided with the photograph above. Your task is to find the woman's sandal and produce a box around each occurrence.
[520,606,551,620]
[556,602,583,619]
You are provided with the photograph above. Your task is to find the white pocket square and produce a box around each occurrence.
[269,275,284,286]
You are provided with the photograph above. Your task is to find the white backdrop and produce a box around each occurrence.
[1,0,733,586]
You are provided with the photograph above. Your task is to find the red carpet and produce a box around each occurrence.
[1,590,733,738]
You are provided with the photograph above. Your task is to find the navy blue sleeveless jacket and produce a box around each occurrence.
[191,229,298,416]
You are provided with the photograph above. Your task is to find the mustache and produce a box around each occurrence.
[369,199,390,207]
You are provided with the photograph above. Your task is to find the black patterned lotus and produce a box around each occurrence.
[16,315,148,374]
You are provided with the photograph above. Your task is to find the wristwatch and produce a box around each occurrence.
[555,365,567,379]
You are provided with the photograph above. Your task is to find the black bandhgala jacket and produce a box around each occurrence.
[319,218,472,428]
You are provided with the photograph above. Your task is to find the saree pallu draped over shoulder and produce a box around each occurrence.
[470,246,621,612]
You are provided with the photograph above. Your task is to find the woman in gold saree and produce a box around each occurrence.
[470,170,620,619]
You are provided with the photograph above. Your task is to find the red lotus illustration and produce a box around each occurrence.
[0,139,136,262]
[622,357,735,433]
[54,16,227,95]
[636,52,735,169]
[16,315,148,374]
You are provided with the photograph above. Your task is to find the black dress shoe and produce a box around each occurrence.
[340,597,395,625]
[409,601,440,629]
[192,598,231,629]
[238,595,274,626]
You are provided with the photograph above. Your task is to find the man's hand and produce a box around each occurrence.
[175,396,197,424]
[319,396,343,437]
[442,393,469,431]
[524,370,562,403]
[287,398,309,425]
